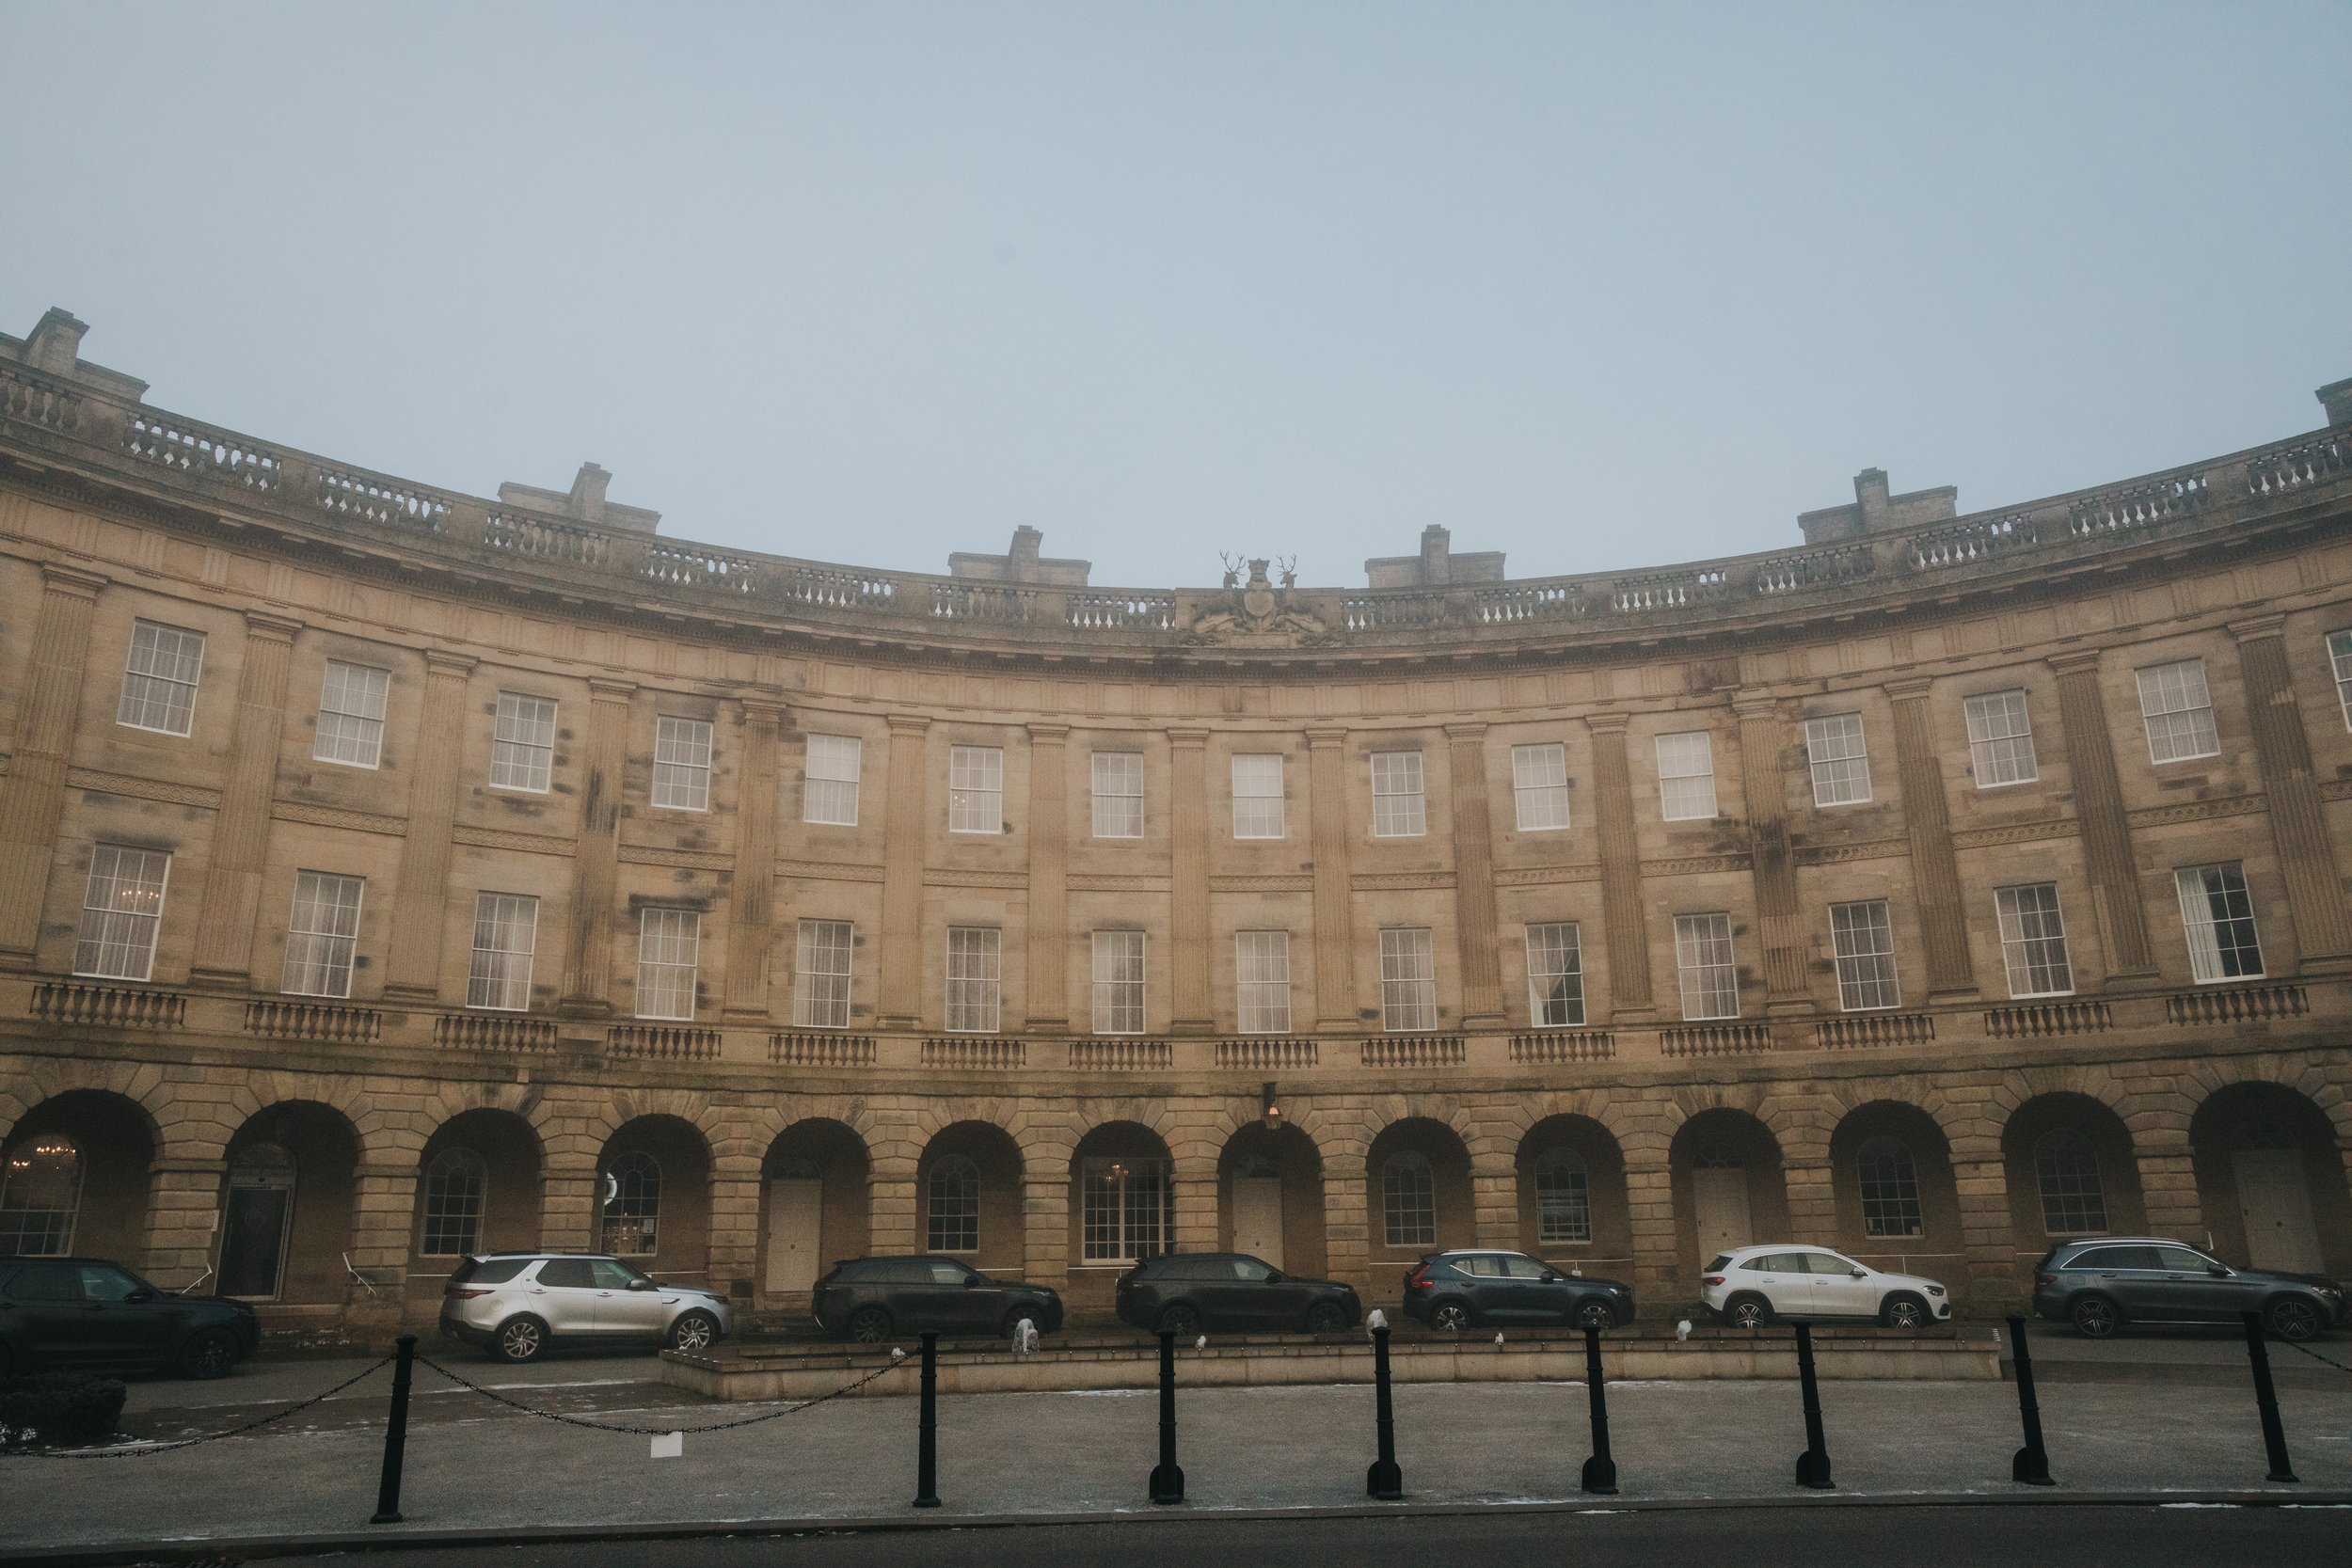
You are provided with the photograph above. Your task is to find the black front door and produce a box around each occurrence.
[217,1186,292,1299]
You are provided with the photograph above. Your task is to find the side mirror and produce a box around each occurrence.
[963,1275,985,1288]
[124,1289,156,1304]
[1263,1271,1283,1285]
[1850,1268,1867,1278]
[628,1278,655,1291]
[1542,1271,1563,1283]
[2207,1262,2230,1277]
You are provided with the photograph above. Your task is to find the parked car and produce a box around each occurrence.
[1116,1252,1361,1335]
[1700,1245,1950,1330]
[812,1256,1064,1344]
[439,1253,734,1363]
[1401,1250,1634,1331]
[2030,1237,2346,1341]
[0,1257,259,1379]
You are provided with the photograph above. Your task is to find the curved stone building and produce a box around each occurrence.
[2,306,2348,1343]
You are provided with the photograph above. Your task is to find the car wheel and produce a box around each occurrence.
[497,1315,549,1363]
[1154,1304,1201,1337]
[1305,1301,1351,1335]
[179,1327,239,1381]
[669,1310,720,1353]
[1430,1300,1473,1332]
[1574,1299,1618,1331]
[846,1307,893,1345]
[2264,1296,2323,1342]
[2068,1294,2122,1339]
[1724,1293,1772,1331]
[1881,1292,1929,1332]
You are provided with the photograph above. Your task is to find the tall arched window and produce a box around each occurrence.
[601,1150,662,1255]
[1856,1136,1923,1238]
[927,1155,980,1253]
[1534,1148,1592,1243]
[421,1148,486,1257]
[0,1135,84,1257]
[2033,1129,2107,1235]
[1382,1151,1436,1248]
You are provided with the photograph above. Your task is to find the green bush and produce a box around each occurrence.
[0,1372,130,1449]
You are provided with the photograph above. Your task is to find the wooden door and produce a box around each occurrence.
[765,1177,826,1294]
[1232,1176,1284,1270]
[2233,1148,2323,1275]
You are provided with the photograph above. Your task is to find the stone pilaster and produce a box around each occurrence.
[558,678,635,1015]
[1625,1162,1679,1300]
[1586,715,1654,1018]
[0,564,105,967]
[1024,723,1069,1029]
[383,652,476,1002]
[541,1164,600,1254]
[141,1157,227,1290]
[2137,1143,2204,1241]
[723,699,786,1020]
[1470,1161,1516,1248]
[1732,696,1808,1011]
[1172,1164,1219,1252]
[1887,679,1977,999]
[1306,728,1358,1030]
[2232,619,2352,971]
[2050,653,2156,978]
[346,1163,419,1336]
[1168,728,1213,1032]
[707,1156,764,1296]
[868,1155,919,1256]
[1443,724,1504,1026]
[877,715,930,1028]
[1025,1174,1072,1289]
[1950,1151,2020,1312]
[1783,1150,1836,1241]
[1323,1168,1369,1292]
[189,612,302,989]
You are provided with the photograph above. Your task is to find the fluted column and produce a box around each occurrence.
[383,651,476,1002]
[1443,724,1504,1026]
[558,678,634,1015]
[2050,653,2155,978]
[189,612,302,989]
[2233,618,2352,971]
[1732,696,1808,1011]
[0,564,105,967]
[1306,727,1359,1030]
[723,699,786,1020]
[1025,723,1070,1029]
[1168,728,1213,1032]
[1887,678,1977,999]
[1586,715,1654,1018]
[877,714,930,1027]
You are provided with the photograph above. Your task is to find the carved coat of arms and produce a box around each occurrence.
[1184,555,1334,647]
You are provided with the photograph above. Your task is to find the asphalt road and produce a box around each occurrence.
[272,1504,2352,1568]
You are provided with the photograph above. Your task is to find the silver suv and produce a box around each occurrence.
[439,1253,734,1363]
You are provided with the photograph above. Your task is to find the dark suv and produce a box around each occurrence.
[1403,1250,1635,1330]
[2031,1237,2345,1340]
[0,1258,260,1379]
[1116,1253,1361,1335]
[811,1256,1063,1343]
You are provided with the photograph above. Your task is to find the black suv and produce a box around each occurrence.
[2031,1237,2346,1340]
[1115,1252,1361,1335]
[0,1258,260,1379]
[811,1256,1063,1343]
[1403,1250,1635,1330]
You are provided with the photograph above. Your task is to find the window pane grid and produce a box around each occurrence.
[1090,930,1146,1035]
[651,716,713,812]
[2330,631,2352,731]
[1525,922,1585,1026]
[1091,752,1144,838]
[1234,929,1292,1034]
[948,746,1004,833]
[489,693,556,791]
[1963,689,2038,786]
[1378,927,1437,1032]
[1829,899,1900,1011]
[1804,714,1873,806]
[2174,862,2264,982]
[803,735,862,825]
[1370,752,1426,836]
[1381,1153,1435,1247]
[314,660,389,767]
[1232,753,1285,838]
[420,1149,485,1256]
[2137,659,2219,763]
[600,1151,661,1255]
[927,1156,980,1252]
[1674,912,1739,1020]
[282,870,364,998]
[794,919,854,1028]
[74,845,170,981]
[1081,1157,1168,1261]
[946,927,1002,1032]
[467,893,537,1010]
[1534,1149,1591,1243]
[635,908,700,1020]
[1994,883,2074,997]
[117,620,205,735]
[1858,1137,1924,1238]
[2035,1131,2108,1235]
[1656,732,1717,820]
[1511,743,1570,831]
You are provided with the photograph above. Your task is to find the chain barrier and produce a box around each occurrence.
[2267,1331,2352,1375]
[3,1354,395,1460]
[412,1349,909,1436]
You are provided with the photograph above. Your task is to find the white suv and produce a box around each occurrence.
[1700,1244,1950,1331]
[439,1253,735,1363]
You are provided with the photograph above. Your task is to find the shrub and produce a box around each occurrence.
[0,1372,130,1449]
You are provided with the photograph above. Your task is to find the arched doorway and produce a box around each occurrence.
[598,1116,712,1284]
[1068,1122,1175,1308]
[1364,1118,1473,1270]
[413,1108,543,1266]
[1218,1122,1327,1278]
[2190,1083,2351,1276]
[216,1102,358,1304]
[0,1090,154,1263]
[1670,1108,1788,1276]
[1515,1115,1630,1274]
[761,1119,869,1301]
[1827,1101,1963,1279]
[2000,1093,2145,1263]
[915,1122,1024,1274]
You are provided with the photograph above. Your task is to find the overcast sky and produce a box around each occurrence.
[4,2,2346,589]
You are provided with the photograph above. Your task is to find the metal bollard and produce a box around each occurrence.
[2239,1311,2298,1484]
[1365,1323,1404,1500]
[369,1334,417,1526]
[1791,1321,1834,1491]
[2007,1315,2053,1486]
[1580,1321,1617,1496]
[912,1333,941,1508]
[1149,1329,1184,1504]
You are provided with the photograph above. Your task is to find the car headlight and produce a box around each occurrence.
[1926,1286,1946,1297]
